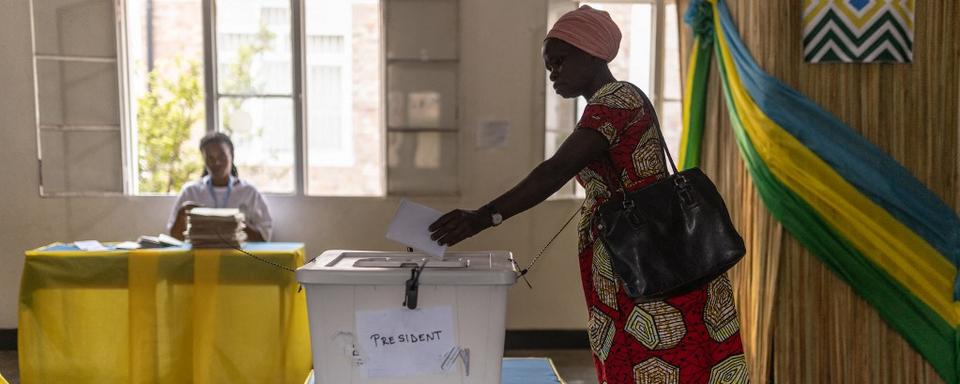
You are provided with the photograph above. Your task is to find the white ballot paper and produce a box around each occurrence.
[356,305,456,378]
[386,199,447,258]
[75,240,108,251]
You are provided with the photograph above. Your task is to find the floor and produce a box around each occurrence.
[0,349,597,384]
[0,351,17,384]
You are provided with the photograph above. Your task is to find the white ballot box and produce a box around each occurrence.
[296,250,518,384]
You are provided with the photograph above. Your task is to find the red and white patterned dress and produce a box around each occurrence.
[574,82,748,383]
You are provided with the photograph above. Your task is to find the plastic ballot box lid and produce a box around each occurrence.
[296,250,518,286]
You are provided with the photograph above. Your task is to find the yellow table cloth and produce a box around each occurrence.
[18,242,311,384]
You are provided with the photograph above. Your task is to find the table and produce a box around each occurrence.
[18,242,311,384]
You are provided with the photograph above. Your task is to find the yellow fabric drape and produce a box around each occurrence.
[18,243,311,384]
[711,0,960,325]
[677,0,960,382]
[0,371,9,384]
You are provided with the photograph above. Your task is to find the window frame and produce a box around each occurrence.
[29,0,131,197]
[200,0,306,195]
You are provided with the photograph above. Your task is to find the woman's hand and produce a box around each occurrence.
[429,209,491,246]
[428,129,607,247]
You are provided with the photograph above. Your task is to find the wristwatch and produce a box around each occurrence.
[484,203,503,227]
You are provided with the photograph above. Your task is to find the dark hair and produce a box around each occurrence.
[199,131,239,178]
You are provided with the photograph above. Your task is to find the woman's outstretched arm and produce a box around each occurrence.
[429,128,608,246]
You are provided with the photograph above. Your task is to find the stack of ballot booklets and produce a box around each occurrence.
[186,207,247,248]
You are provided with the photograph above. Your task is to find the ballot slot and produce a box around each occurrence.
[322,251,495,269]
[352,257,469,269]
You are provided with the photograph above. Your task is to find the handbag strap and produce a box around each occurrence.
[605,83,679,196]
[513,83,679,284]
[513,198,586,288]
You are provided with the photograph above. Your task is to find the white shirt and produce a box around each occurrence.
[166,176,274,241]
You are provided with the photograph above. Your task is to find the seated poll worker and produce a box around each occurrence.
[167,132,273,242]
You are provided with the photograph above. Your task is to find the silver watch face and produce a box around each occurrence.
[491,212,503,226]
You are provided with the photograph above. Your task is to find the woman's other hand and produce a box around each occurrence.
[429,209,491,246]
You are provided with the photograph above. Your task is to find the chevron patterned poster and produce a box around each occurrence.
[803,0,914,63]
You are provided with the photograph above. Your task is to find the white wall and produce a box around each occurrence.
[0,0,587,330]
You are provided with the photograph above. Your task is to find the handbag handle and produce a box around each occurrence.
[603,83,680,197]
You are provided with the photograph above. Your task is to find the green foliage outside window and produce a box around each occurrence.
[136,58,204,194]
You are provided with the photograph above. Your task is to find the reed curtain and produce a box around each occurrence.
[672,0,960,383]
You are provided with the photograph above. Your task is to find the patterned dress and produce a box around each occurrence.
[574,82,748,383]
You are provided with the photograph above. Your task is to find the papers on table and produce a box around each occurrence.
[138,233,185,248]
[115,241,142,250]
[386,199,446,258]
[74,240,107,251]
[157,233,184,246]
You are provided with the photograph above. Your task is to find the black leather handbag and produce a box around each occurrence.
[595,90,745,303]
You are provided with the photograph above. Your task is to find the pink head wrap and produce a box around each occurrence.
[545,5,622,62]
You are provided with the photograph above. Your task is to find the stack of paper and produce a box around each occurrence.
[186,207,247,248]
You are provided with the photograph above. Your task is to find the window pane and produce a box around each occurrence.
[545,130,570,159]
[545,75,576,137]
[40,129,123,193]
[34,0,116,57]
[125,0,206,194]
[387,62,457,129]
[305,0,383,196]
[546,130,580,198]
[543,0,578,200]
[387,131,457,194]
[37,60,120,126]
[216,0,292,95]
[218,97,295,193]
[583,3,655,95]
[661,100,682,159]
[385,0,457,60]
[573,2,655,152]
[663,2,682,100]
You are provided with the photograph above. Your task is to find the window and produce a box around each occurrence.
[215,0,296,193]
[31,0,388,197]
[545,0,683,198]
[306,0,383,196]
[210,0,383,196]
[125,0,206,195]
[31,0,125,196]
